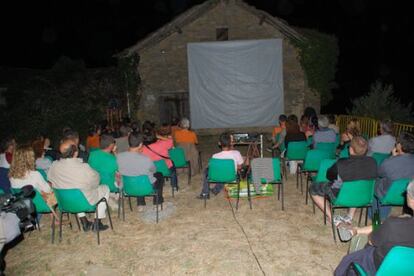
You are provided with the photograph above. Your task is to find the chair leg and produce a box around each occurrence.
[95,210,100,245]
[188,163,191,186]
[305,175,309,205]
[198,151,202,173]
[36,216,41,232]
[277,184,280,200]
[122,195,126,221]
[156,194,159,224]
[67,213,72,230]
[331,208,337,243]
[323,196,327,225]
[365,207,368,226]
[51,212,56,244]
[171,178,175,198]
[236,181,240,211]
[358,208,363,227]
[117,192,121,219]
[59,211,64,243]
[105,200,113,230]
[74,215,81,231]
[281,183,284,211]
[247,180,252,210]
[128,197,132,211]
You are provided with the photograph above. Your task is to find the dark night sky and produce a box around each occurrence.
[1,0,413,113]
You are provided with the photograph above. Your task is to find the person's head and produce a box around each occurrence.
[180,118,190,129]
[328,114,336,124]
[349,136,368,156]
[300,115,309,127]
[9,145,35,179]
[1,137,16,153]
[62,129,80,145]
[346,119,361,136]
[310,116,319,130]
[142,121,154,133]
[380,120,393,135]
[286,115,301,134]
[396,132,414,154]
[157,125,171,137]
[218,132,232,149]
[406,179,414,211]
[100,133,116,152]
[128,131,144,150]
[318,115,329,129]
[278,114,287,126]
[32,139,45,159]
[59,141,78,159]
[304,107,317,120]
[43,137,51,149]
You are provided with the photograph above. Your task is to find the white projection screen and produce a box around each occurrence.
[188,39,284,129]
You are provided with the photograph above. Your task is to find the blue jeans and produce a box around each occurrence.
[201,168,223,195]
[368,197,392,221]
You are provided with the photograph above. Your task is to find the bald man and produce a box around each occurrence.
[48,141,110,232]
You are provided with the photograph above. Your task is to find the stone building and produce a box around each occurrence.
[119,0,320,132]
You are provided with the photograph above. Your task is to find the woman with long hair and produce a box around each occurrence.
[340,119,361,147]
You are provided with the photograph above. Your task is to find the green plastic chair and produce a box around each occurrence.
[121,175,161,223]
[299,149,331,204]
[335,134,340,147]
[284,141,308,186]
[53,188,113,245]
[37,169,48,181]
[324,179,375,242]
[154,159,176,197]
[206,158,240,209]
[306,136,313,147]
[250,158,284,210]
[0,188,5,195]
[339,144,350,158]
[372,152,391,166]
[353,246,414,276]
[98,171,121,218]
[376,178,410,218]
[315,142,337,159]
[169,147,191,185]
[45,155,54,162]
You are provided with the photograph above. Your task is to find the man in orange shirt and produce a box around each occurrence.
[267,114,287,156]
[174,118,200,176]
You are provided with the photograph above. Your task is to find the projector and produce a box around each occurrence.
[233,133,259,143]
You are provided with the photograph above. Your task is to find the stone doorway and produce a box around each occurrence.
[159,92,189,124]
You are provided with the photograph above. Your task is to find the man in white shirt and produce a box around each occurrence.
[197,133,244,199]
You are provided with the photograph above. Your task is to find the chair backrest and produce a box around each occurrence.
[333,179,375,207]
[303,150,331,172]
[286,141,308,160]
[168,147,187,167]
[372,152,391,166]
[37,169,48,181]
[380,178,410,206]
[339,144,350,158]
[122,175,154,196]
[315,142,337,158]
[315,159,337,183]
[306,136,313,146]
[376,246,414,276]
[208,158,237,183]
[53,188,95,213]
[32,188,51,213]
[154,159,171,177]
[99,171,118,193]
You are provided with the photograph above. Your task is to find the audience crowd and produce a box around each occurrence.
[1,108,413,275]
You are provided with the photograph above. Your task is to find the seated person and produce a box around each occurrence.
[310,136,377,225]
[374,132,414,218]
[197,133,244,199]
[117,132,164,211]
[88,134,118,184]
[328,114,339,134]
[312,115,337,148]
[61,129,89,162]
[114,123,131,154]
[334,179,414,276]
[142,125,178,190]
[340,119,360,148]
[32,139,52,172]
[268,114,287,155]
[86,125,101,151]
[9,145,52,194]
[367,120,395,156]
[0,137,15,169]
[284,114,307,150]
[48,141,110,232]
[174,118,200,176]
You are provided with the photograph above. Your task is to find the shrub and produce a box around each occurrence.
[347,81,413,123]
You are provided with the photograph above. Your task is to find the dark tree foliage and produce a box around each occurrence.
[0,57,130,144]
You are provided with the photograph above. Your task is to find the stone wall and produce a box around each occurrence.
[136,1,319,133]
